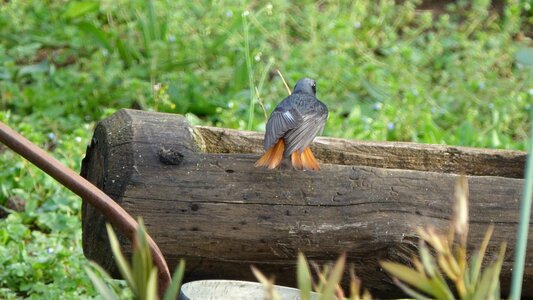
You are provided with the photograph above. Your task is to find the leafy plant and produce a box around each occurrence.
[380,177,506,299]
[252,252,371,300]
[84,219,185,300]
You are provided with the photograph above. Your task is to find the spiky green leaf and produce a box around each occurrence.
[163,259,186,300]
[380,261,433,295]
[419,241,436,277]
[297,253,312,300]
[469,226,494,289]
[320,253,346,300]
[84,263,120,300]
[393,278,432,300]
[106,224,135,291]
[145,268,158,300]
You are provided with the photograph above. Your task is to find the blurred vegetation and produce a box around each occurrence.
[85,220,185,300]
[0,0,532,298]
[381,177,507,300]
[253,252,372,300]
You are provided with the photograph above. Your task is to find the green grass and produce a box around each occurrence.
[0,0,532,298]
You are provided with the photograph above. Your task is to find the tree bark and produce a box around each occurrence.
[81,109,530,297]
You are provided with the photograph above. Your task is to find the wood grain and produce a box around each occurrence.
[195,126,526,178]
[81,109,531,297]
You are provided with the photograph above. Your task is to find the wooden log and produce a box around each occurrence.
[81,109,531,298]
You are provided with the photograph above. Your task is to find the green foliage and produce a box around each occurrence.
[0,112,95,299]
[297,253,312,300]
[0,0,531,297]
[84,220,185,300]
[1,1,531,147]
[254,252,371,299]
[380,177,507,299]
[0,213,95,299]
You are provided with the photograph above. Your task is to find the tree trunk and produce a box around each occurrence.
[81,109,530,298]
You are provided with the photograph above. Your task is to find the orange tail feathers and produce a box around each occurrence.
[291,151,303,170]
[300,147,320,171]
[255,139,285,169]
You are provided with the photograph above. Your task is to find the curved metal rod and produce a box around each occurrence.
[0,121,171,295]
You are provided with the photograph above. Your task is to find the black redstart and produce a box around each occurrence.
[255,78,328,170]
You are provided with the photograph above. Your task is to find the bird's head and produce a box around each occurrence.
[293,78,317,95]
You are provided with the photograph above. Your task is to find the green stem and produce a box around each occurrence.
[243,9,255,131]
[510,104,533,300]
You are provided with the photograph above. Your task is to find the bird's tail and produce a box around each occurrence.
[255,139,285,169]
[291,147,320,171]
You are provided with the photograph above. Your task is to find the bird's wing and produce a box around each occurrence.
[284,107,327,155]
[263,108,302,150]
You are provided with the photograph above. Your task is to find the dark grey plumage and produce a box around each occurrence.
[263,78,328,157]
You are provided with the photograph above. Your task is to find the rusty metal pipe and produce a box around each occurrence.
[0,121,171,295]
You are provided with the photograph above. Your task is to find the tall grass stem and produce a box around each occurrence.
[256,58,274,120]
[510,106,533,300]
[277,69,292,95]
[242,10,255,131]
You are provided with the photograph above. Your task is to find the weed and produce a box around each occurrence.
[381,177,506,299]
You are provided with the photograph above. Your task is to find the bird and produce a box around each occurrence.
[255,78,328,171]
